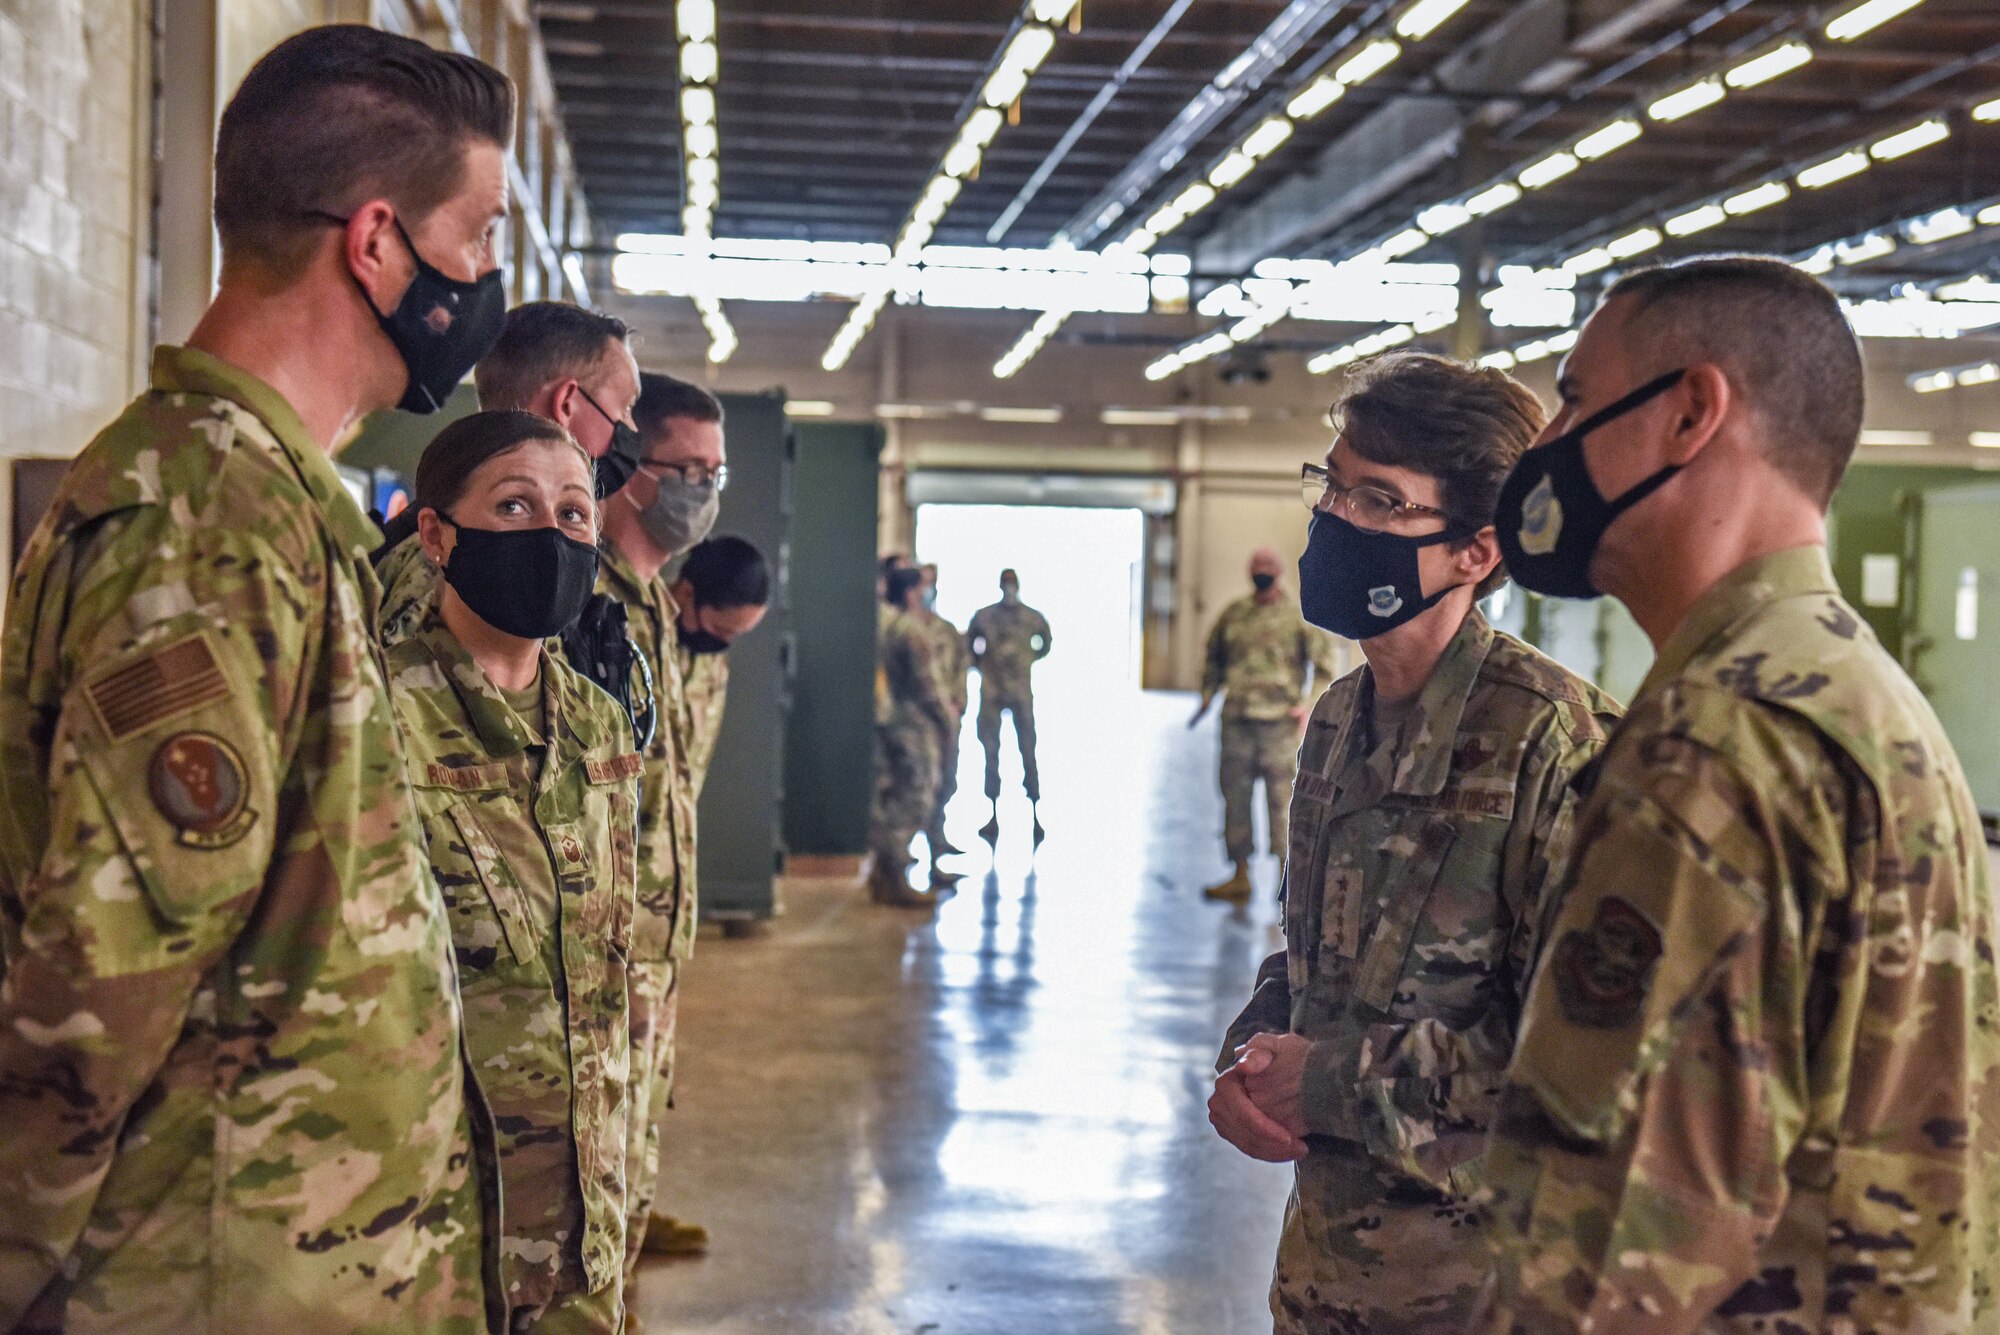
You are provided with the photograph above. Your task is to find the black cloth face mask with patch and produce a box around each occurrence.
[1493,369,1687,600]
[1297,509,1471,641]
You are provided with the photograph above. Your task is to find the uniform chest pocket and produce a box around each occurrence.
[582,749,643,957]
[438,800,539,968]
[1351,814,1459,1013]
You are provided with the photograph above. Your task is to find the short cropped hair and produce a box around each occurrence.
[414,410,585,518]
[1604,256,1864,507]
[1332,351,1548,599]
[475,302,632,410]
[215,25,513,278]
[884,566,926,607]
[633,371,725,444]
[681,536,772,609]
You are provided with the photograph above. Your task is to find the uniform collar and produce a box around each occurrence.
[1635,545,1836,702]
[149,345,383,557]
[1354,607,1494,799]
[412,611,586,766]
[598,539,681,618]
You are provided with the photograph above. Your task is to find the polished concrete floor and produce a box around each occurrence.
[632,688,1294,1335]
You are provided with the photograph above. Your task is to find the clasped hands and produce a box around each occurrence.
[1208,1031,1313,1163]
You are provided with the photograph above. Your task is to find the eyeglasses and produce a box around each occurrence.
[1300,463,1461,532]
[643,461,729,492]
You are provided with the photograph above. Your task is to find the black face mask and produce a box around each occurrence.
[682,627,731,656]
[1298,510,1469,640]
[336,216,507,415]
[578,387,644,499]
[1251,573,1277,593]
[440,518,600,640]
[1494,369,1687,600]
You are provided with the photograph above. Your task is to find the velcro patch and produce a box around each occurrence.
[1551,896,1662,1029]
[423,761,510,793]
[586,752,644,784]
[1295,771,1335,804]
[86,634,230,741]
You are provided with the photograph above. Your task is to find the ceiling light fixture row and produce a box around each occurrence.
[994,0,1480,381]
[675,0,735,362]
[1145,0,1945,384]
[1300,102,1979,379]
[825,0,1083,373]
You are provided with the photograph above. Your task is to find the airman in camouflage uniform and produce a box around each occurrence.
[591,546,698,1290]
[871,571,951,908]
[1478,256,2000,1331]
[918,567,972,871]
[1480,548,2000,1332]
[0,348,491,1330]
[1219,611,1616,1332]
[967,571,1052,829]
[1196,552,1342,898]
[391,607,641,1332]
[677,633,729,795]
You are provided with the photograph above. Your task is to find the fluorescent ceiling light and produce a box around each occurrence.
[1724,181,1790,215]
[1172,182,1216,216]
[980,406,1064,423]
[1871,119,1949,161]
[1336,39,1402,87]
[1574,119,1642,161]
[1416,202,1473,235]
[1796,150,1869,189]
[1562,248,1613,277]
[1151,253,1192,277]
[1976,98,2000,123]
[1606,227,1662,259]
[686,157,719,187]
[1836,232,1897,264]
[1825,0,1926,43]
[688,179,719,208]
[1143,356,1184,382]
[1725,42,1812,89]
[1972,432,2000,448]
[680,39,718,84]
[1959,363,2000,387]
[1648,78,1725,123]
[1478,351,1517,370]
[1465,182,1522,217]
[1797,246,1836,274]
[1395,0,1471,40]
[1546,331,1580,353]
[1030,0,1080,23]
[784,400,836,417]
[1911,370,1957,393]
[1123,226,1160,253]
[1103,408,1183,427]
[1209,151,1255,189]
[1982,204,2000,227]
[1907,208,1973,245]
[676,0,716,43]
[1288,76,1345,120]
[1514,339,1555,364]
[1518,151,1579,190]
[1241,117,1295,160]
[1859,430,1934,447]
[1665,203,1727,236]
[1380,228,1430,259]
[681,86,716,126]
[685,122,719,158]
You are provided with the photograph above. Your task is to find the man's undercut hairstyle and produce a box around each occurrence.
[1332,351,1548,599]
[681,536,773,610]
[215,25,513,278]
[474,302,632,410]
[633,371,725,445]
[1604,255,1865,507]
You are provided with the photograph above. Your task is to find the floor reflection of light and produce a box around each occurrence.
[936,1118,1172,1207]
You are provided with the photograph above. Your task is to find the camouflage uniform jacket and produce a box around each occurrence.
[883,610,952,734]
[376,530,437,648]
[875,601,898,726]
[0,346,490,1331]
[389,610,640,1313]
[672,624,730,799]
[1203,593,1340,721]
[1481,546,2000,1333]
[920,611,970,719]
[589,545,697,965]
[966,598,1050,701]
[1221,612,1616,1324]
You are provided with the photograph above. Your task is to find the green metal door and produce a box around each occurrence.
[1904,482,2000,821]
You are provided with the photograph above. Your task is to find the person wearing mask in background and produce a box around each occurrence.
[966,569,1052,846]
[871,566,952,910]
[586,370,725,1327]
[1191,549,1342,902]
[918,563,972,889]
[875,553,911,738]
[377,301,643,645]
[390,412,640,1333]
[0,28,509,1330]
[637,533,769,1261]
[1478,258,2000,1331]
[1207,354,1618,1334]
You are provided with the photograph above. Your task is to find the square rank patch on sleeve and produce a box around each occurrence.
[85,634,231,742]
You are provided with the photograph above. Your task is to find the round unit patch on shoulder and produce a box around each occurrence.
[149,732,257,850]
